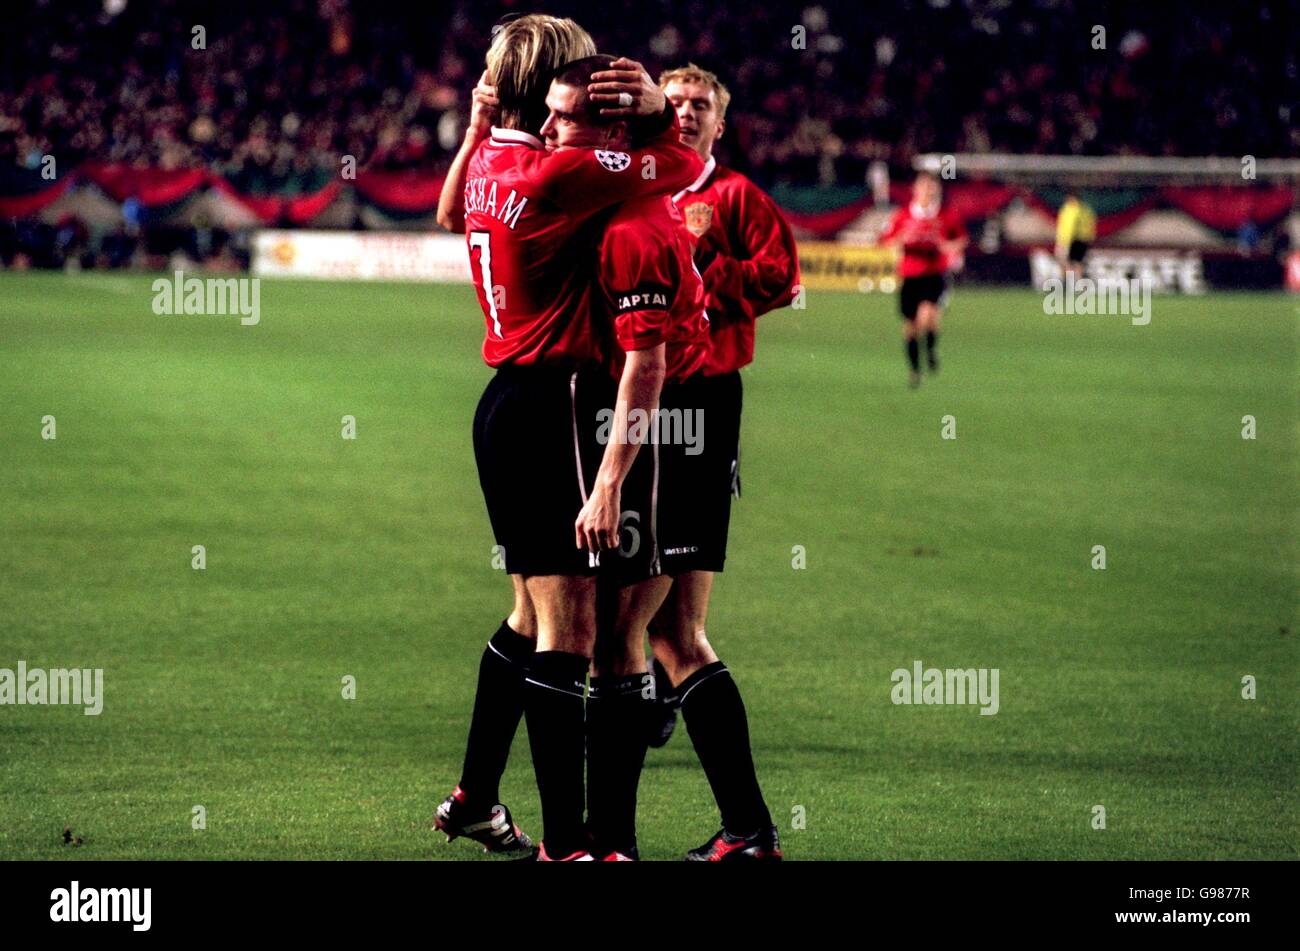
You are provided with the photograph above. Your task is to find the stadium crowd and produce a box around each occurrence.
[2,0,1295,192]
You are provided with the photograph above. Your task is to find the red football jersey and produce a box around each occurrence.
[463,116,704,368]
[671,157,800,376]
[880,202,967,278]
[599,194,709,384]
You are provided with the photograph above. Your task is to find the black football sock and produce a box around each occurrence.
[587,673,652,854]
[652,657,678,706]
[458,620,534,807]
[906,337,920,372]
[523,650,590,857]
[679,661,773,837]
[925,330,939,367]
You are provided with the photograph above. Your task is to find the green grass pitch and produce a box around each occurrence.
[0,272,1295,860]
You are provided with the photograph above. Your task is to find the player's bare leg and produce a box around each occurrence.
[507,574,537,638]
[917,301,942,375]
[526,574,596,654]
[648,570,780,860]
[593,575,673,677]
[517,573,597,859]
[587,574,673,859]
[648,571,718,684]
[434,573,540,854]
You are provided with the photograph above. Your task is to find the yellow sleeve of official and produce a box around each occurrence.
[1078,205,1096,242]
[1057,203,1078,248]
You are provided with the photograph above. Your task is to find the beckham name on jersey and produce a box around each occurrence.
[464,177,530,229]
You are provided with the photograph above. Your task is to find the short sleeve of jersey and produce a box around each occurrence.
[602,227,674,352]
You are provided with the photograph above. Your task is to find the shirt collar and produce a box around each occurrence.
[673,154,717,203]
[489,127,544,149]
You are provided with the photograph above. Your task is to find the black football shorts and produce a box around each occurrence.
[473,362,615,577]
[899,273,951,319]
[609,370,742,583]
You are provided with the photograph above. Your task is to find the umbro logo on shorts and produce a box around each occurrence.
[663,546,699,556]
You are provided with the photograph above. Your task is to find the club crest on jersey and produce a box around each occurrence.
[684,201,713,237]
[595,150,632,172]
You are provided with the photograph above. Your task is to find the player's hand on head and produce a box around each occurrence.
[468,70,498,140]
[587,57,665,117]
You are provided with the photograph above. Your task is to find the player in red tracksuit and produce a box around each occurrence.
[625,63,797,861]
[431,19,704,862]
[879,171,969,386]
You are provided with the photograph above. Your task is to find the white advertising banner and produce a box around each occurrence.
[253,230,472,283]
[1030,248,1206,294]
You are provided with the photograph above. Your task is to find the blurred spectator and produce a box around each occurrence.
[0,0,1293,193]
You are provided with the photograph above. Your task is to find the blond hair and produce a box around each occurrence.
[485,15,596,132]
[658,63,731,120]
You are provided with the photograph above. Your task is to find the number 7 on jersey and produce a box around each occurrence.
[469,231,502,338]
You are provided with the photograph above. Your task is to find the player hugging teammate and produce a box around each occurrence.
[432,17,797,861]
[879,172,968,387]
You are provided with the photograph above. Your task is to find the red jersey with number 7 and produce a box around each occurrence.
[463,116,704,368]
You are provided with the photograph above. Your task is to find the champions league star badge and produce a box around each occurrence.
[595,149,632,171]
[685,201,713,237]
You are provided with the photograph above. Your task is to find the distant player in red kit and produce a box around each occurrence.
[430,17,703,862]
[879,171,968,387]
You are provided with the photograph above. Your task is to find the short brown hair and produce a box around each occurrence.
[486,15,597,133]
[658,63,731,120]
[552,55,619,122]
